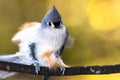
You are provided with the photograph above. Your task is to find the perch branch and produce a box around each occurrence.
[0,61,120,76]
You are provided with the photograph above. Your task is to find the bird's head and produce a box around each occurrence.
[41,6,64,29]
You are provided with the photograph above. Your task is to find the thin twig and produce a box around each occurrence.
[0,61,120,76]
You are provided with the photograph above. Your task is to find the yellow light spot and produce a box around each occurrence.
[87,0,120,31]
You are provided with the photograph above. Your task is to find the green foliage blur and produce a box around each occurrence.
[1,0,120,80]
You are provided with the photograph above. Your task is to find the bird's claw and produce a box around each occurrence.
[60,66,66,75]
[34,61,40,74]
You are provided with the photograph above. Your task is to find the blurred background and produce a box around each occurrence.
[0,0,120,80]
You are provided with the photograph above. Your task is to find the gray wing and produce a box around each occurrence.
[0,53,31,65]
[59,32,73,55]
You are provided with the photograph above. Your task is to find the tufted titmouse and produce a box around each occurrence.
[0,6,72,78]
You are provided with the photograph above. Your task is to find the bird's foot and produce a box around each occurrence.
[60,66,66,75]
[33,61,40,74]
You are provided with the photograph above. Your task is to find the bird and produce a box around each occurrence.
[0,6,72,79]
[12,5,72,73]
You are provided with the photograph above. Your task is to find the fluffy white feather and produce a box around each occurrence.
[11,22,70,67]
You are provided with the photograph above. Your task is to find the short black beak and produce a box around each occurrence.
[53,21,61,28]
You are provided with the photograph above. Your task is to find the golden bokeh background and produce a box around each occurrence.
[1,0,120,80]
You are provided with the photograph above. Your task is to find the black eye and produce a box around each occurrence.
[47,22,52,26]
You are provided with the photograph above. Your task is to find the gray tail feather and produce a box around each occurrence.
[0,52,35,79]
[0,71,16,79]
[0,53,21,79]
[0,53,20,62]
[0,52,26,64]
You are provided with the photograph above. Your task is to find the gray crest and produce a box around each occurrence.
[41,6,62,26]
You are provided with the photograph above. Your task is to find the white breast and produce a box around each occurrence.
[35,26,66,58]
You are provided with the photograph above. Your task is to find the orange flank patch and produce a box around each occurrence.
[59,61,70,67]
[41,50,69,70]
[48,58,70,70]
[48,56,58,70]
[18,22,38,31]
[41,50,58,70]
[41,50,52,58]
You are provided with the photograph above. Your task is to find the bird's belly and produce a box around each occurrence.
[39,36,64,50]
[37,41,62,53]
[35,31,66,67]
[35,40,63,66]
